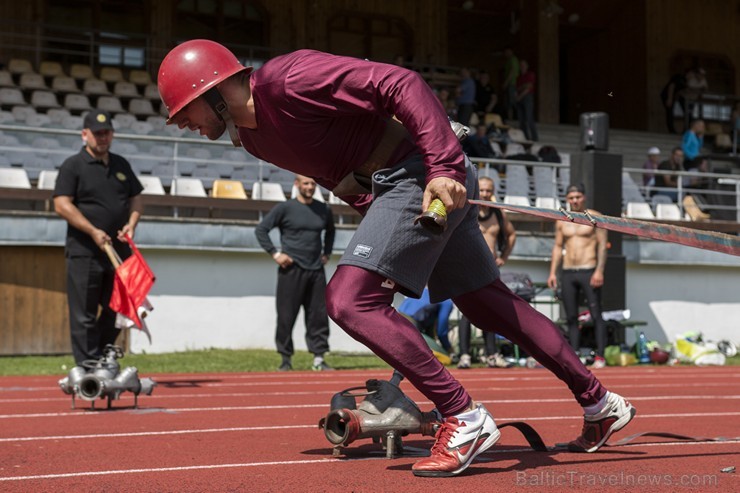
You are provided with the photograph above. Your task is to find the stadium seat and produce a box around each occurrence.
[61,115,83,130]
[25,113,53,128]
[114,81,139,98]
[12,105,36,122]
[128,98,157,117]
[143,83,160,100]
[30,90,61,111]
[82,78,111,96]
[128,70,153,86]
[70,64,95,81]
[186,147,211,160]
[100,67,124,84]
[535,196,560,210]
[112,113,137,129]
[0,71,15,88]
[39,61,64,79]
[171,177,207,197]
[503,195,531,207]
[63,93,93,114]
[626,202,655,219]
[251,181,286,201]
[37,169,59,190]
[212,179,248,199]
[97,96,125,114]
[655,203,682,220]
[50,76,80,95]
[0,88,27,109]
[137,175,166,195]
[129,121,154,135]
[0,110,15,124]
[0,168,32,189]
[18,73,48,91]
[7,59,34,76]
[45,108,70,123]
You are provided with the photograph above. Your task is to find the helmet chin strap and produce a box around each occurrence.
[202,88,241,147]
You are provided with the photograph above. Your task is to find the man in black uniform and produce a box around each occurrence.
[53,109,143,366]
[255,175,335,371]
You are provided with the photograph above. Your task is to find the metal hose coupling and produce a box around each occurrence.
[414,198,448,234]
[318,371,440,458]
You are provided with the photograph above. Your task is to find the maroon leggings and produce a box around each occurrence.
[326,265,606,417]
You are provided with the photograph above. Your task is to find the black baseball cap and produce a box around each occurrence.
[83,110,114,131]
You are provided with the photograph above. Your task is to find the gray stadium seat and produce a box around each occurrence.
[50,76,80,94]
[97,96,125,114]
[30,90,61,110]
[114,81,139,98]
[0,168,32,188]
[0,88,27,108]
[82,78,110,96]
[0,71,15,88]
[37,169,59,190]
[63,94,93,114]
[128,98,157,117]
[171,177,207,197]
[18,73,48,91]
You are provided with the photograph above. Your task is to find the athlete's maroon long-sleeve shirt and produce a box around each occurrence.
[238,49,465,214]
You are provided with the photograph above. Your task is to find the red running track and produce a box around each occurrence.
[0,366,738,492]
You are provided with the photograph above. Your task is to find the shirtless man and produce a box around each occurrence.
[457,176,516,369]
[547,184,608,366]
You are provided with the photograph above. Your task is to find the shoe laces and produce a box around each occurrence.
[430,417,461,454]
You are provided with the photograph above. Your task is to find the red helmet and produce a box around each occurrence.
[158,39,251,121]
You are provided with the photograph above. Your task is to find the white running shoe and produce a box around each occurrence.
[457,353,472,369]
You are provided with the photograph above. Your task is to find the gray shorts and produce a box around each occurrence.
[339,154,499,302]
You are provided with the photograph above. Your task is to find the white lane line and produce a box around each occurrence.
[2,411,739,442]
[1,440,739,482]
[2,395,739,418]
[0,424,316,442]
[3,370,738,393]
[2,382,740,404]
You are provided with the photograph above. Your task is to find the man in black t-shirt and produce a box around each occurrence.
[255,175,335,371]
[53,109,143,366]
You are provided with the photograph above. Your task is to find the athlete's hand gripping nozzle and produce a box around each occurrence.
[415,198,448,234]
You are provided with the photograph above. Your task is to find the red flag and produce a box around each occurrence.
[109,236,155,328]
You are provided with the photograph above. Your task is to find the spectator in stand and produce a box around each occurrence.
[475,71,497,123]
[456,67,476,126]
[653,147,684,201]
[684,67,708,122]
[682,156,711,190]
[515,59,538,142]
[502,47,520,122]
[660,71,687,134]
[436,87,457,120]
[537,145,562,163]
[682,119,705,170]
[462,124,500,160]
[642,147,661,187]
